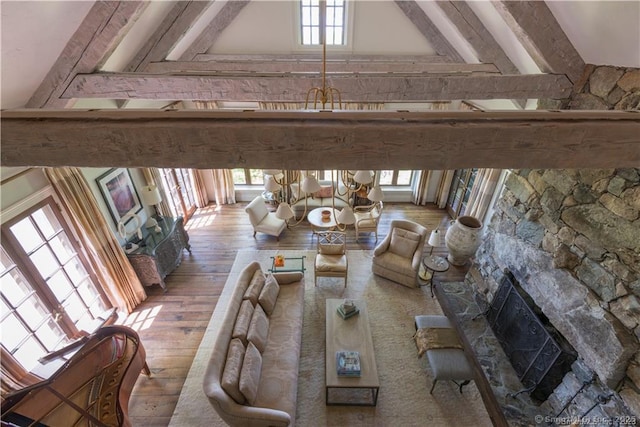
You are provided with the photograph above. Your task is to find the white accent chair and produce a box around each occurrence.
[372,219,428,288]
[245,196,286,241]
[314,231,348,287]
[354,201,383,242]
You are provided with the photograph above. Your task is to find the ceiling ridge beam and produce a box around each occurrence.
[394,0,465,62]
[179,0,251,61]
[63,73,573,101]
[125,1,211,73]
[26,1,149,109]
[2,110,638,170]
[146,60,500,74]
[492,0,585,84]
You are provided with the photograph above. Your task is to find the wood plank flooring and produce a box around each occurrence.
[125,202,466,426]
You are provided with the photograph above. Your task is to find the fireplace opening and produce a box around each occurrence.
[485,270,577,403]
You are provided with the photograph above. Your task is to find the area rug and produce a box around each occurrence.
[169,250,492,426]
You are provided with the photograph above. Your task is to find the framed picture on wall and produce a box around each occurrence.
[96,168,142,226]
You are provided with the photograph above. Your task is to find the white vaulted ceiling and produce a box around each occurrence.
[1,0,639,110]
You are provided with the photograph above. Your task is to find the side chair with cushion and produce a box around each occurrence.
[314,231,348,287]
[372,219,428,288]
[354,201,383,242]
[245,196,286,241]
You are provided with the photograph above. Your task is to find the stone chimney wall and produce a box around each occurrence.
[471,66,640,418]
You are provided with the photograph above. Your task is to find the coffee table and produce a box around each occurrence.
[268,256,305,273]
[325,299,379,406]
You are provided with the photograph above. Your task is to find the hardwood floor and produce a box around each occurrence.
[125,202,464,426]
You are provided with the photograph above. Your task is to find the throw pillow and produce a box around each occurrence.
[389,228,421,259]
[221,338,246,404]
[232,300,254,345]
[243,269,266,306]
[247,304,269,353]
[258,274,280,316]
[239,342,262,405]
[320,243,344,255]
[313,185,333,199]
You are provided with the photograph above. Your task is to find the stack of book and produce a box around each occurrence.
[337,301,359,319]
[336,350,361,377]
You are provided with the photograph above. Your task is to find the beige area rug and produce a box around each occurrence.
[169,250,492,426]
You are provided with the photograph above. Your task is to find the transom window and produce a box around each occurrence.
[300,0,346,45]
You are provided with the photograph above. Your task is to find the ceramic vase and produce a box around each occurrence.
[445,215,483,266]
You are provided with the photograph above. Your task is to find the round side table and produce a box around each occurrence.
[419,255,450,297]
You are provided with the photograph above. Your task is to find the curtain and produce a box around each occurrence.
[44,168,146,314]
[412,170,432,205]
[465,169,502,222]
[211,169,236,205]
[1,347,42,398]
[435,170,455,209]
[141,168,171,217]
[190,169,210,208]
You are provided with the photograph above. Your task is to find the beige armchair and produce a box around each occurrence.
[354,201,383,242]
[314,231,348,287]
[245,196,286,241]
[372,219,428,288]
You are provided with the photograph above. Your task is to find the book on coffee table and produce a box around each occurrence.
[337,305,360,319]
[336,350,361,377]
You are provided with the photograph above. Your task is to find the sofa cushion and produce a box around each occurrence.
[221,338,246,404]
[389,228,421,259]
[259,274,280,315]
[247,304,269,353]
[232,299,254,345]
[243,269,266,306]
[314,185,333,198]
[240,342,262,405]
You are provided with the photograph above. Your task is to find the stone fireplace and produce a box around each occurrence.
[469,167,640,420]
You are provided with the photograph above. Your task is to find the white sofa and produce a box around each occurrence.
[289,180,350,217]
[203,261,305,427]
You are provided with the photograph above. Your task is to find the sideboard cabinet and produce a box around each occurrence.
[126,216,191,291]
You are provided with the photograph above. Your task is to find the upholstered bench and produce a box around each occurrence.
[413,315,474,394]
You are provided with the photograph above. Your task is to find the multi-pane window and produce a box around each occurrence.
[300,0,345,45]
[160,168,197,220]
[446,168,479,218]
[1,198,111,371]
[232,169,265,186]
[379,170,413,186]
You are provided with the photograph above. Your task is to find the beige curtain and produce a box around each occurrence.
[435,170,455,209]
[44,168,146,314]
[211,169,236,205]
[465,169,502,221]
[190,169,210,208]
[141,168,171,217]
[412,170,432,205]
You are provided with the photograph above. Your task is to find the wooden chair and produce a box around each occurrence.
[314,231,348,287]
[354,201,383,242]
[1,325,150,427]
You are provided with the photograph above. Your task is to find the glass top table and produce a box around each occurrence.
[268,256,306,273]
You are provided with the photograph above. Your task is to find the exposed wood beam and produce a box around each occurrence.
[2,110,638,170]
[394,0,464,62]
[125,1,211,72]
[492,1,585,84]
[26,1,149,109]
[435,1,525,108]
[194,53,456,63]
[179,0,251,61]
[146,60,500,74]
[63,73,573,101]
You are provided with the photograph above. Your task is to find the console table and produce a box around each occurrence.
[125,216,190,291]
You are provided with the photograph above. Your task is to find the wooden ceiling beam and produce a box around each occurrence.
[145,60,500,74]
[2,110,638,170]
[394,1,464,62]
[62,73,573,101]
[492,1,585,84]
[26,1,149,109]
[193,53,457,63]
[124,1,211,73]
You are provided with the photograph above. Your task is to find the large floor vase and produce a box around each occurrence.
[445,216,483,266]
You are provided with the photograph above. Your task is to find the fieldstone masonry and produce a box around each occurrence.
[466,65,640,422]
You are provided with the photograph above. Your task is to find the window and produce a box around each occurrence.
[446,169,479,218]
[1,198,111,371]
[232,169,265,186]
[300,0,346,45]
[379,170,414,186]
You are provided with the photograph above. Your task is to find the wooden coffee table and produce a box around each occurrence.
[325,299,379,406]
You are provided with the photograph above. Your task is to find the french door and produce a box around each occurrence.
[446,168,478,218]
[160,168,196,221]
[1,197,111,371]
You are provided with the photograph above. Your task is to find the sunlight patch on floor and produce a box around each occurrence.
[117,304,162,331]
[185,205,220,230]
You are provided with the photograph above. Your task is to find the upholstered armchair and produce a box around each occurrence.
[245,196,286,241]
[354,201,383,242]
[372,219,428,288]
[314,231,348,287]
